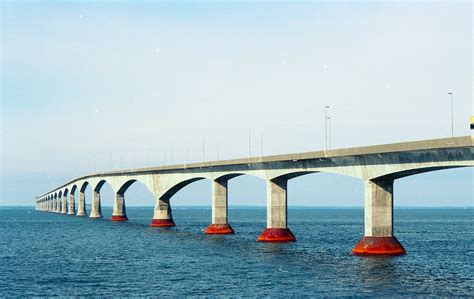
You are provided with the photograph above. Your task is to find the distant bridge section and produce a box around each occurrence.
[36,136,474,256]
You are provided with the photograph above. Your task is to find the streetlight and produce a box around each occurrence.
[202,136,205,163]
[327,116,331,150]
[186,145,189,164]
[248,127,252,161]
[448,92,454,137]
[325,105,330,150]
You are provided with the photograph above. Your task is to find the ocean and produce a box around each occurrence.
[1,206,473,297]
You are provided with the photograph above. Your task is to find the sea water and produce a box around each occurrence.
[1,207,473,296]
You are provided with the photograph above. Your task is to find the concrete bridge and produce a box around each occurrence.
[35,136,474,256]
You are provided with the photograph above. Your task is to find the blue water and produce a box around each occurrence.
[1,207,473,296]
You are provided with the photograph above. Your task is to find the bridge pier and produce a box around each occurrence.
[352,179,405,256]
[205,179,234,234]
[257,179,296,242]
[61,195,68,214]
[150,197,175,227]
[89,191,103,218]
[76,192,87,216]
[68,193,75,215]
[111,193,128,221]
[55,198,60,213]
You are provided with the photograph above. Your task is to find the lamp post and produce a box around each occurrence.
[325,105,330,150]
[448,92,453,137]
[202,137,205,163]
[327,116,331,150]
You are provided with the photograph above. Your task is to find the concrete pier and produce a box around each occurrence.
[68,192,75,215]
[61,193,68,214]
[205,179,234,234]
[55,197,60,213]
[257,179,296,242]
[150,197,175,227]
[352,179,405,256]
[111,193,128,221]
[89,190,102,218]
[76,192,87,216]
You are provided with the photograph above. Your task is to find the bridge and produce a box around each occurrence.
[35,136,474,256]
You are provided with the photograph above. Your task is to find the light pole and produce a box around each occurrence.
[327,116,331,150]
[448,92,453,137]
[186,145,189,164]
[325,105,330,150]
[248,127,251,160]
[171,145,174,165]
[202,137,205,163]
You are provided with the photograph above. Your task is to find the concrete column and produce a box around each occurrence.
[76,192,87,216]
[68,193,75,215]
[55,198,60,213]
[352,179,405,256]
[150,197,175,227]
[204,179,234,234]
[364,179,393,237]
[111,193,128,221]
[257,178,295,242]
[61,195,68,214]
[48,200,52,212]
[89,191,102,218]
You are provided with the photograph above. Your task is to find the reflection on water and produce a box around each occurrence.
[0,207,472,296]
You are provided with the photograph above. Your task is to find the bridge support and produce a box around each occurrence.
[89,191,103,218]
[111,193,128,221]
[205,179,234,234]
[55,198,60,213]
[150,197,175,227]
[68,193,75,215]
[61,196,68,214]
[257,179,296,242]
[352,179,405,256]
[77,192,87,216]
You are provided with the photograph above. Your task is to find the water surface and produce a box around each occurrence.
[1,207,472,296]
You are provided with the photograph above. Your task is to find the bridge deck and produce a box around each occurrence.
[37,136,473,198]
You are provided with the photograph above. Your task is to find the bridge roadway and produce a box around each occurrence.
[35,136,474,256]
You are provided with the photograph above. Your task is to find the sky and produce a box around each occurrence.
[1,1,472,207]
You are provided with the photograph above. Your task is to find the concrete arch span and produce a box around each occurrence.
[371,164,473,181]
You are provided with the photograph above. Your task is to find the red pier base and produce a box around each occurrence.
[257,228,296,242]
[150,219,176,227]
[352,236,406,256]
[204,223,235,234]
[110,215,128,221]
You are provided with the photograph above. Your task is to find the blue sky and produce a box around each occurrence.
[1,1,472,206]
